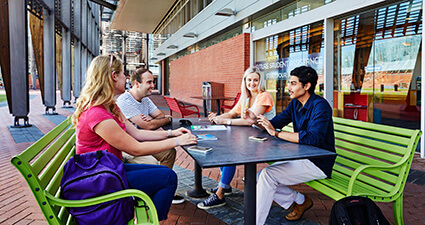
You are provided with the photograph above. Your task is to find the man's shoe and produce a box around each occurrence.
[285,195,313,221]
[206,187,232,196]
[172,195,185,204]
[197,194,226,209]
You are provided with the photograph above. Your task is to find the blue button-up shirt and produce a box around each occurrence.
[270,94,336,177]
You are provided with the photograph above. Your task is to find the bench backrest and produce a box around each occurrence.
[332,117,421,199]
[11,117,76,225]
[164,96,182,114]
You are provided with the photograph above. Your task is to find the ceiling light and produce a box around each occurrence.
[401,42,411,47]
[215,8,236,16]
[183,32,198,38]
[157,52,166,56]
[151,57,158,60]
[167,45,178,49]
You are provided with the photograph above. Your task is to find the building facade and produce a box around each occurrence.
[149,0,423,156]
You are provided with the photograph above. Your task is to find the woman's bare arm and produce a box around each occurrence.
[94,119,197,156]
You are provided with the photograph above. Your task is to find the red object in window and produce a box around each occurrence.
[343,93,367,121]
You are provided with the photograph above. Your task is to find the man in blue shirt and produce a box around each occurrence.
[254,66,336,224]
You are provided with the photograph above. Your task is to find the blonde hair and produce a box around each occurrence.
[72,55,123,126]
[239,66,266,110]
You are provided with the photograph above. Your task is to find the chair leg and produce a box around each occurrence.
[393,194,404,225]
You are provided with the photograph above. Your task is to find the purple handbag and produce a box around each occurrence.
[61,150,134,225]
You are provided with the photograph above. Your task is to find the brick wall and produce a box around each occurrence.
[169,33,250,106]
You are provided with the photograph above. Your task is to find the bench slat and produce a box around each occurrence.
[33,128,75,176]
[335,130,409,155]
[332,164,396,192]
[318,172,386,196]
[334,124,411,146]
[333,117,416,137]
[336,148,394,168]
[19,117,72,162]
[335,139,403,163]
[45,144,76,196]
[40,135,76,190]
[334,157,400,188]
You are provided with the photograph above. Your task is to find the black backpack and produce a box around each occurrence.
[329,196,390,225]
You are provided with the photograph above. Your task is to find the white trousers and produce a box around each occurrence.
[256,159,327,225]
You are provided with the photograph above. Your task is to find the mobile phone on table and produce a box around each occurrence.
[188,146,212,154]
[249,136,268,142]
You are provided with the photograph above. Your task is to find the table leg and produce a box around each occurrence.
[244,163,256,225]
[216,99,221,115]
[186,161,208,198]
[202,100,208,117]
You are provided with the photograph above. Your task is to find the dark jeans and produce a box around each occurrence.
[124,163,177,221]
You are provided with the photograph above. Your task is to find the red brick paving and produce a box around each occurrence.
[1,90,425,225]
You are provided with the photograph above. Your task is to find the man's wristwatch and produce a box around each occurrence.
[226,119,231,126]
[274,131,280,138]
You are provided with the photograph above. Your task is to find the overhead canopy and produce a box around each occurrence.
[110,0,175,33]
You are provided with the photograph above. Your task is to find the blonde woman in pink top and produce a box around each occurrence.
[73,55,197,221]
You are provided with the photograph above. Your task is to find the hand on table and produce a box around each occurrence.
[172,127,191,136]
[176,133,198,146]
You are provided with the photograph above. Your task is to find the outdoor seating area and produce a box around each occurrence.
[2,1,425,225]
[1,91,425,225]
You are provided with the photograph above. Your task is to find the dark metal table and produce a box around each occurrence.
[174,118,336,225]
[190,96,235,116]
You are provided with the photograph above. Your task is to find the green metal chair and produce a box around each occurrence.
[11,117,159,225]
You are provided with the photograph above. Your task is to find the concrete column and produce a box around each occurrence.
[81,48,87,86]
[28,21,37,90]
[323,18,334,107]
[421,0,424,158]
[62,0,72,107]
[158,61,162,93]
[9,0,30,126]
[73,0,81,99]
[122,31,126,73]
[144,33,149,68]
[43,0,57,114]
[81,0,88,85]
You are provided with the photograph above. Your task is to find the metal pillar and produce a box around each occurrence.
[73,0,82,99]
[9,0,30,127]
[158,59,162,93]
[43,0,57,115]
[324,18,334,107]
[144,33,149,68]
[62,0,72,107]
[81,0,88,85]
[28,23,37,90]
[122,31,127,73]
[421,0,424,158]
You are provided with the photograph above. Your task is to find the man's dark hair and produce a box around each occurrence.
[130,68,152,84]
[290,66,318,95]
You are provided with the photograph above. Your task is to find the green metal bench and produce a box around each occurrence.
[11,117,159,225]
[284,117,421,225]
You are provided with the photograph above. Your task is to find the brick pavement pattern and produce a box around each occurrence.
[1,90,425,224]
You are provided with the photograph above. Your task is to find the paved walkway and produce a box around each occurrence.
[1,90,425,224]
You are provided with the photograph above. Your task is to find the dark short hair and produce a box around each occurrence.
[130,68,152,84]
[290,66,318,95]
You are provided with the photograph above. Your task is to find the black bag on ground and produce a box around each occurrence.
[329,196,390,225]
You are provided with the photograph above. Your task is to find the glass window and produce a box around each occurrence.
[251,0,336,32]
[254,21,324,114]
[334,0,422,129]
